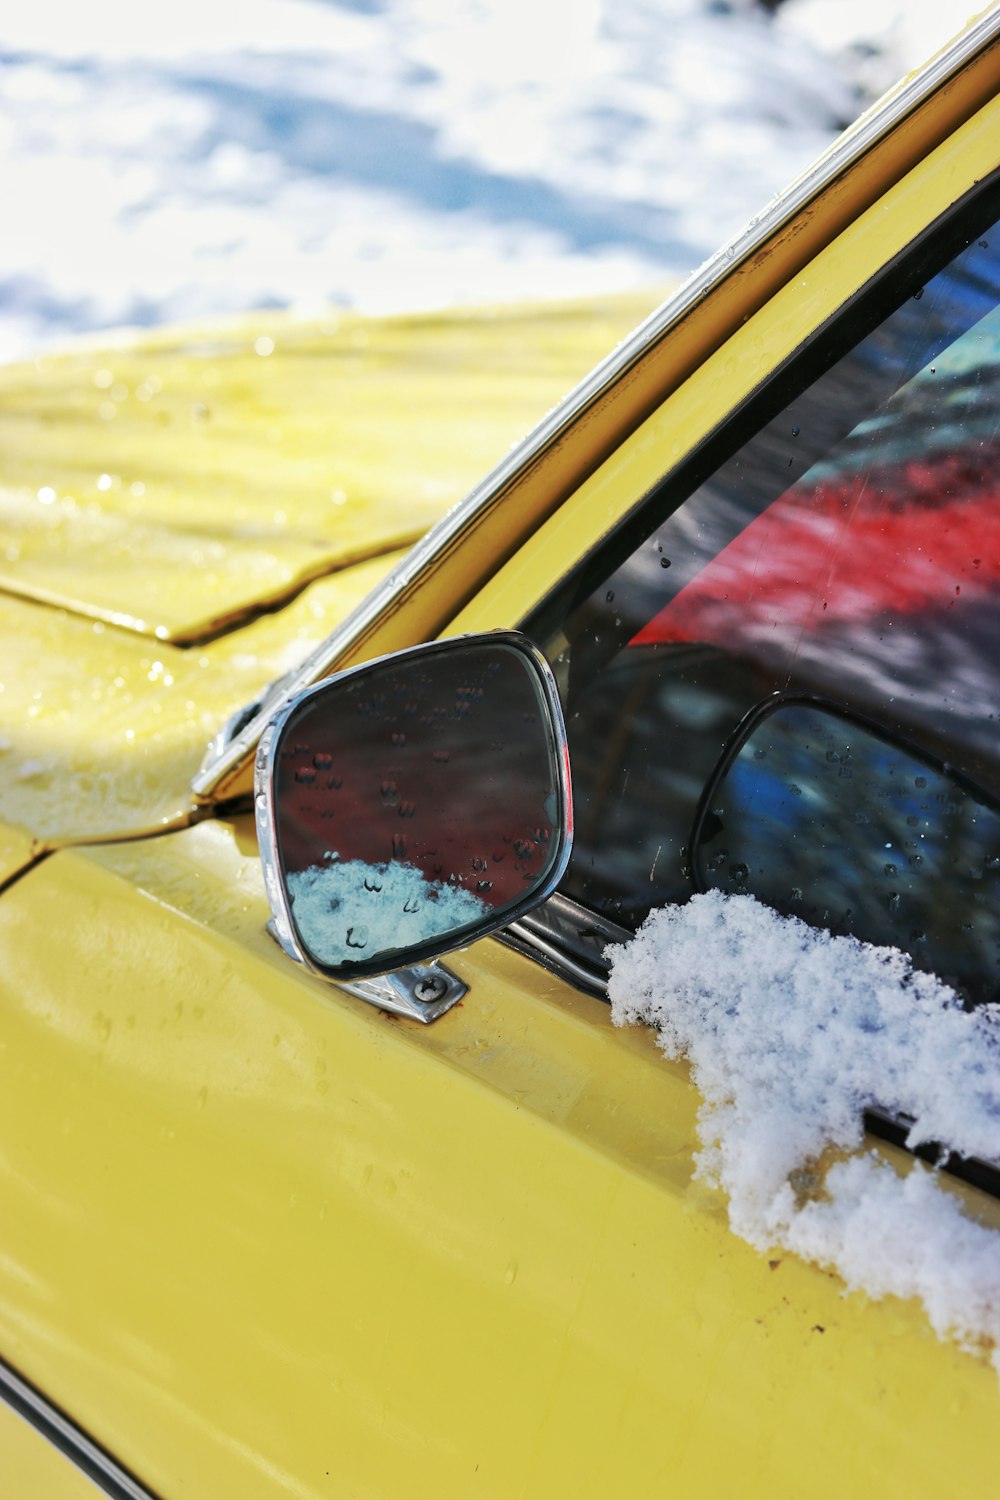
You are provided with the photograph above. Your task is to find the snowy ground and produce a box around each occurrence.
[0,0,975,362]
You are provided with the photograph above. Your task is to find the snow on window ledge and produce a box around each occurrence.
[607,891,1000,1373]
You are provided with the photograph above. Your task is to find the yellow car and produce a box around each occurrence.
[2,9,1000,1497]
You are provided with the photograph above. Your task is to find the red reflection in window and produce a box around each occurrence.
[633,444,1000,649]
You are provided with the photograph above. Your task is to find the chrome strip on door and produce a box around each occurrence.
[0,1355,160,1500]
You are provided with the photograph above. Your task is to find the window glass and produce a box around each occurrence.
[527,180,1000,1004]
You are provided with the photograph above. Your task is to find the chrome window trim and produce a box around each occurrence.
[504,918,611,997]
[0,1355,159,1500]
[193,9,1000,801]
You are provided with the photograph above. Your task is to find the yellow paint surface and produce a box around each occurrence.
[0,819,995,1498]
[0,295,659,643]
[0,1399,102,1498]
[0,290,659,866]
[0,551,407,865]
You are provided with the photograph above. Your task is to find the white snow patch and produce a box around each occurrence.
[0,0,933,361]
[608,891,1000,1371]
[288,855,487,967]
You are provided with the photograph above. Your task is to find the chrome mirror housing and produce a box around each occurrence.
[255,631,573,985]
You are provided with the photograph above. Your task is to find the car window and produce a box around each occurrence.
[524,174,1000,1005]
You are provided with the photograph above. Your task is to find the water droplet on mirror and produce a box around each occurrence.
[398,801,415,818]
[364,876,382,893]
[887,893,900,914]
[314,752,333,770]
[730,863,749,883]
[432,749,450,764]
[403,897,421,914]
[392,833,408,859]
[476,880,493,893]
[660,557,671,569]
[346,926,367,949]
[295,767,316,784]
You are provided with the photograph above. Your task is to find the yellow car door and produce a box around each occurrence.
[2,12,1000,1499]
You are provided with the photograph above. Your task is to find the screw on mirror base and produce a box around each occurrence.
[339,962,467,1023]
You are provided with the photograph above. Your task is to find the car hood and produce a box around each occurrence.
[0,308,534,644]
[0,294,652,877]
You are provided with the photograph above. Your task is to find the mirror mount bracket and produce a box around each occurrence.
[265,919,467,1022]
[340,962,468,1024]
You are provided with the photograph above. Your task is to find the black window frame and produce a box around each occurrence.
[501,169,1000,1197]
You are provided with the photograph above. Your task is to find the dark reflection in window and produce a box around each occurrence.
[530,184,1000,1002]
[690,699,1000,1006]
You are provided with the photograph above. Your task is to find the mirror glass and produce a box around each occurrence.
[268,635,570,978]
[691,698,1000,1006]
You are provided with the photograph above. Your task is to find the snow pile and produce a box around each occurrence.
[608,891,1000,1370]
[288,855,487,967]
[0,0,961,360]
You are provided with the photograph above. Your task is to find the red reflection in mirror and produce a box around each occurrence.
[270,638,566,972]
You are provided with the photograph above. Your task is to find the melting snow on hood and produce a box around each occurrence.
[608,891,1000,1373]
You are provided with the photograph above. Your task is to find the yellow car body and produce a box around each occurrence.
[2,13,1000,1496]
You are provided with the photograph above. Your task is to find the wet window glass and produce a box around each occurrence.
[529,181,1000,1004]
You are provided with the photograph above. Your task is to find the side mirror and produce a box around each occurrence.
[690,695,1000,1005]
[255,631,572,985]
